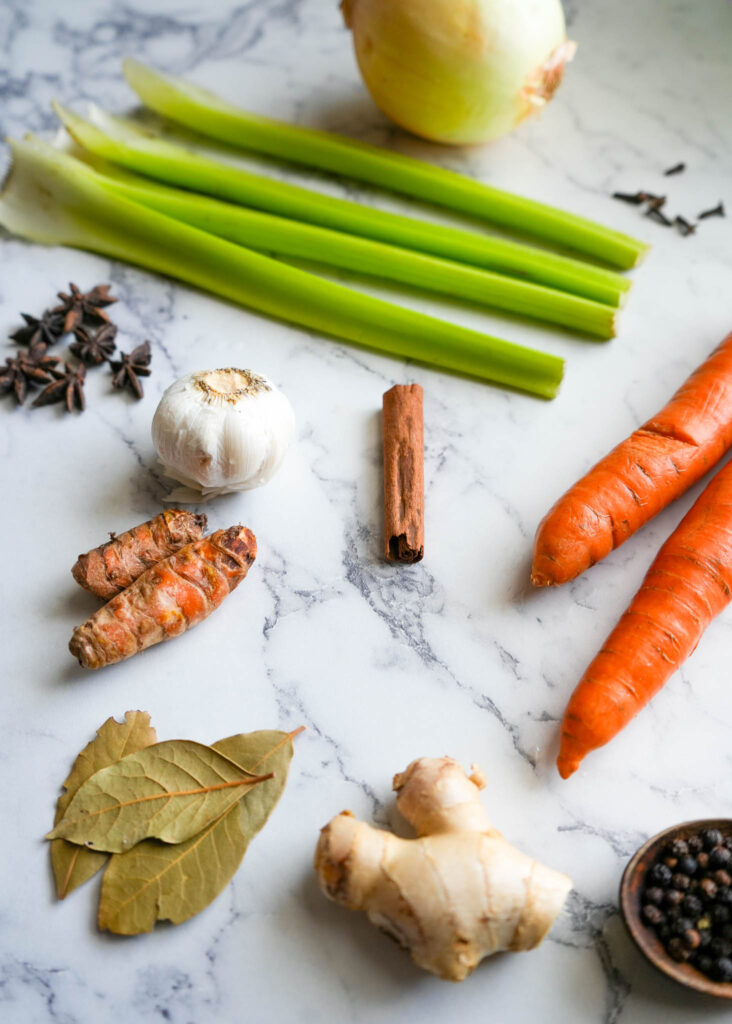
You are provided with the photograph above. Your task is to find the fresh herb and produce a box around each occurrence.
[664,162,686,176]
[53,282,116,332]
[32,362,86,412]
[110,340,152,398]
[0,349,60,404]
[698,202,725,220]
[70,322,118,365]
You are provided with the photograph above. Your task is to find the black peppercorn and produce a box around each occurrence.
[695,953,714,975]
[682,928,701,950]
[668,838,690,859]
[663,889,684,909]
[667,937,691,962]
[697,851,710,871]
[649,863,674,887]
[711,904,731,926]
[702,829,724,850]
[708,937,732,958]
[717,887,732,907]
[700,878,718,901]
[713,870,732,888]
[677,855,698,876]
[642,904,665,926]
[671,916,694,936]
[671,873,690,892]
[711,956,732,982]
[724,835,732,851]
[710,847,732,870]
[682,893,703,917]
[687,835,704,855]
[698,928,712,948]
[657,923,672,942]
[645,886,665,906]
[663,856,678,870]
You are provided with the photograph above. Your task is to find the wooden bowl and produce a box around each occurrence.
[620,819,732,998]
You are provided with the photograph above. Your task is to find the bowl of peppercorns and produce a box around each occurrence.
[621,820,732,997]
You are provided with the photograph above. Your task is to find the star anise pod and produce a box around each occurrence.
[32,362,86,413]
[53,283,117,333]
[69,322,118,365]
[9,310,66,354]
[0,349,61,404]
[110,341,152,399]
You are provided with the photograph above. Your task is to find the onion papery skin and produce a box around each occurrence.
[343,0,573,145]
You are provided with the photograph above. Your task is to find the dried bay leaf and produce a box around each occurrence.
[51,711,157,899]
[97,728,300,934]
[47,739,272,852]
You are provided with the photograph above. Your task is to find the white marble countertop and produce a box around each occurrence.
[2,1,732,1021]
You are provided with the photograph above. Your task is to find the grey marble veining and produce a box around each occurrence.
[1,1,732,1021]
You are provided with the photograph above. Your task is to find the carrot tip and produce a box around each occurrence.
[556,753,579,779]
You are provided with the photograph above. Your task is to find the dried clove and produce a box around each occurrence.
[698,202,725,220]
[646,206,673,227]
[663,162,686,176]
[674,216,696,237]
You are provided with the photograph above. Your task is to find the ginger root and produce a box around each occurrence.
[314,757,571,981]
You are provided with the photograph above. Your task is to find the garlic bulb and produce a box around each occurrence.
[342,0,575,146]
[152,368,295,501]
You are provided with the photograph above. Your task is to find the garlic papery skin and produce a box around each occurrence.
[342,0,574,146]
[152,368,295,501]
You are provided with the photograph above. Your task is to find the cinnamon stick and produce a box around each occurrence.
[382,384,424,563]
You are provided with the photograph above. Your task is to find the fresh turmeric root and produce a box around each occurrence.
[72,509,207,600]
[69,526,256,669]
[314,757,571,981]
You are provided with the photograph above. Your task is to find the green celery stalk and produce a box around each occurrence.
[54,103,629,309]
[81,154,616,339]
[0,138,564,398]
[123,58,648,270]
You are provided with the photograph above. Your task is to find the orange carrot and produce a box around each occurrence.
[532,333,732,587]
[558,457,732,778]
[72,509,207,600]
[69,526,256,669]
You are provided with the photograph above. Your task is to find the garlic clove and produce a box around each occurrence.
[152,368,295,500]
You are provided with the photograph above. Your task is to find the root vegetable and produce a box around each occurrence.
[71,509,207,599]
[69,525,256,670]
[558,456,732,778]
[532,332,732,587]
[314,756,571,981]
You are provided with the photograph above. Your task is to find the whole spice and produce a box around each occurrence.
[50,711,157,899]
[315,756,572,981]
[382,384,424,564]
[69,525,256,669]
[32,361,86,412]
[71,509,207,600]
[10,309,65,352]
[698,202,725,220]
[54,282,116,332]
[70,322,117,365]
[664,163,686,176]
[109,340,151,399]
[640,827,732,985]
[48,717,302,935]
[0,349,60,404]
[47,739,274,850]
[152,368,295,499]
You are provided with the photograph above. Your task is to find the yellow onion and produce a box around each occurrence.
[342,0,576,145]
